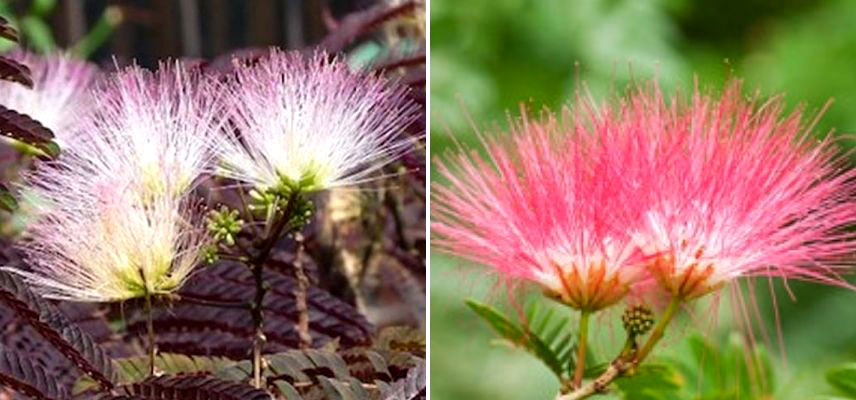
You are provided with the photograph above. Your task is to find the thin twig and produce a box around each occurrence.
[293,233,312,349]
[250,190,300,388]
[251,259,266,388]
[236,184,261,237]
[144,291,155,376]
[561,359,633,400]
[559,297,682,400]
[572,310,591,388]
[215,251,249,263]
[137,265,157,377]
[383,188,410,251]
[175,294,250,310]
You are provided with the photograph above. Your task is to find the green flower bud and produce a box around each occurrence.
[622,305,654,337]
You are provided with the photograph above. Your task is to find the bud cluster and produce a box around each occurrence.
[621,305,654,337]
[207,205,244,246]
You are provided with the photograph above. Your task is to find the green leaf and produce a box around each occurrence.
[70,6,123,58]
[0,184,16,212]
[348,41,383,70]
[72,353,237,394]
[827,363,856,398]
[526,300,583,376]
[3,137,59,159]
[615,364,683,400]
[18,16,54,53]
[319,376,372,400]
[465,298,568,380]
[29,0,57,17]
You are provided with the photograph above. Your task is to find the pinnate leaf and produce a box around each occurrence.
[318,1,420,53]
[0,16,19,42]
[0,57,32,88]
[0,270,115,388]
[465,298,569,380]
[614,364,682,400]
[0,105,60,159]
[828,363,856,398]
[0,344,69,400]
[104,374,272,400]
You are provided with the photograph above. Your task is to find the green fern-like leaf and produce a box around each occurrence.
[73,353,237,394]
[827,363,856,398]
[611,333,776,399]
[465,298,571,380]
[525,301,578,376]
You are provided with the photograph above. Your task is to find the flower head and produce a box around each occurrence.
[0,51,99,144]
[432,114,649,311]
[434,79,856,309]
[72,61,224,199]
[11,177,207,302]
[4,61,222,302]
[214,49,420,193]
[621,82,856,300]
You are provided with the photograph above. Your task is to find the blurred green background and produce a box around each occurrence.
[430,0,856,398]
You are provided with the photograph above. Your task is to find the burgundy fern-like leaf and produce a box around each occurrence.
[0,270,115,389]
[2,322,81,393]
[400,67,426,89]
[371,47,426,74]
[0,344,69,400]
[123,374,272,400]
[125,263,374,358]
[0,57,33,88]
[0,105,59,159]
[317,1,420,53]
[0,16,18,42]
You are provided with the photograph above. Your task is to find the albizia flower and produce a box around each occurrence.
[214,49,420,192]
[10,178,207,302]
[435,80,856,310]
[72,61,224,199]
[618,82,856,300]
[3,61,221,302]
[432,115,649,312]
[0,51,98,143]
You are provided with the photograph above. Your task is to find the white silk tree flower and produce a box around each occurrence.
[11,177,208,302]
[72,61,226,199]
[4,61,223,302]
[0,51,99,144]
[213,49,421,193]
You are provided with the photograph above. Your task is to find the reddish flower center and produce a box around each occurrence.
[647,253,723,300]
[543,260,630,311]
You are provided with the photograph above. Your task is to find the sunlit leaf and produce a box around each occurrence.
[465,298,570,380]
[18,16,54,53]
[615,364,683,400]
[827,363,856,398]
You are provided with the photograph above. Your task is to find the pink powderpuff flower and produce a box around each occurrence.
[70,61,226,199]
[213,48,421,193]
[3,61,223,302]
[432,113,651,312]
[616,81,856,300]
[9,174,209,302]
[0,51,99,145]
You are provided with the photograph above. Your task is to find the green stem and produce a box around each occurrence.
[250,190,301,388]
[572,310,591,388]
[293,234,312,349]
[251,261,265,388]
[634,296,681,363]
[558,296,683,400]
[70,6,122,58]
